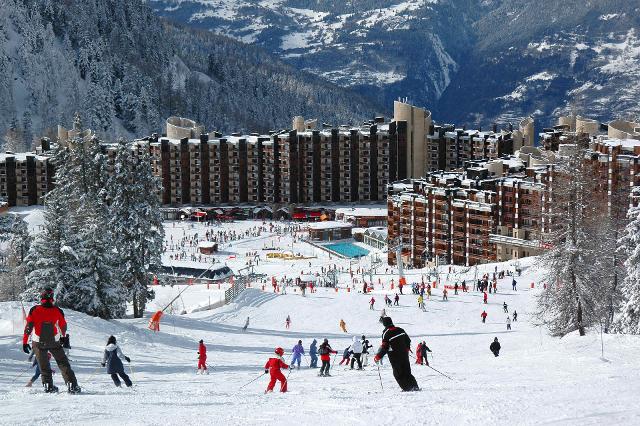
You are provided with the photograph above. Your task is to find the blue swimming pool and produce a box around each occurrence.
[324,242,370,258]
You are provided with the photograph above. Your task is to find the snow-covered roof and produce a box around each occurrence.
[307,221,353,231]
[335,207,387,218]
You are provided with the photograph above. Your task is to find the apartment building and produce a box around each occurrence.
[0,153,53,206]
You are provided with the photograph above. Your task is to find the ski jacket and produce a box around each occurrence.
[350,338,363,354]
[481,312,488,318]
[376,325,411,360]
[198,342,207,359]
[292,344,305,356]
[23,303,67,346]
[264,356,289,375]
[309,340,318,356]
[420,344,431,358]
[490,341,501,353]
[319,343,337,361]
[103,343,127,375]
[362,340,372,354]
[342,347,352,358]
[370,298,375,304]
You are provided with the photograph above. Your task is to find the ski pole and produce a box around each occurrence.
[376,363,384,391]
[238,372,266,390]
[426,364,454,381]
[10,366,31,383]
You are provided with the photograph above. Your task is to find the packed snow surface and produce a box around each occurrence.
[2,220,640,425]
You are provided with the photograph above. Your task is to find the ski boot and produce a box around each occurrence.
[67,383,82,394]
[43,382,59,393]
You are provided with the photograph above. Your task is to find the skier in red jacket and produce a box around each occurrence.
[483,292,488,304]
[264,347,290,393]
[197,340,208,375]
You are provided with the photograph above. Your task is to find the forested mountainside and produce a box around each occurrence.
[0,0,379,150]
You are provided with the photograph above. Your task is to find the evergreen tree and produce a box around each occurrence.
[616,189,640,334]
[108,140,163,318]
[0,214,31,301]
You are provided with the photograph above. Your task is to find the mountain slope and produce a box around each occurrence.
[149,0,640,127]
[0,0,379,147]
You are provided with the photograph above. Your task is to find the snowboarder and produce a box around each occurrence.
[26,350,52,387]
[291,340,305,369]
[420,341,432,366]
[349,336,363,370]
[339,346,352,366]
[318,339,337,376]
[443,288,448,301]
[243,317,250,332]
[506,316,512,330]
[394,293,400,306]
[309,339,318,368]
[285,315,291,329]
[23,288,80,393]
[503,302,508,313]
[197,339,208,374]
[369,297,375,310]
[339,319,347,333]
[512,279,517,291]
[374,317,419,391]
[481,310,488,323]
[264,347,289,393]
[490,337,501,357]
[513,310,518,322]
[361,336,373,366]
[483,291,488,304]
[101,335,133,387]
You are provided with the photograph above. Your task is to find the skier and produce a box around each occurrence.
[339,346,352,366]
[26,350,52,387]
[285,315,291,329]
[481,310,488,323]
[417,294,424,310]
[349,336,363,370]
[264,347,289,393]
[243,317,250,332]
[506,316,512,331]
[384,294,392,307]
[415,342,423,364]
[197,339,208,374]
[23,288,80,393]
[394,293,400,306]
[490,337,501,357]
[339,319,347,333]
[318,339,337,377]
[420,341,432,366]
[361,336,373,366]
[513,310,518,321]
[512,279,517,291]
[291,340,305,369]
[483,291,488,304]
[101,336,133,387]
[369,296,376,310]
[503,302,508,313]
[443,288,448,301]
[454,283,459,295]
[309,339,318,368]
[374,317,419,391]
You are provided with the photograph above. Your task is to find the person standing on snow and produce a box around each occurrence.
[483,291,488,304]
[490,337,501,357]
[361,336,373,366]
[101,336,133,387]
[264,347,290,393]
[513,310,518,321]
[512,279,517,291]
[481,310,488,323]
[415,342,423,364]
[385,294,392,307]
[291,340,305,369]
[374,316,419,392]
[503,302,508,313]
[443,288,448,301]
[339,346,352,366]
[243,317,250,332]
[506,316,512,331]
[309,339,318,368]
[454,283,459,295]
[394,293,400,306]
[369,297,376,310]
[349,336,363,370]
[420,341,432,366]
[23,288,80,394]
[285,315,291,329]
[339,319,348,333]
[318,339,337,377]
[417,294,424,310]
[197,339,208,374]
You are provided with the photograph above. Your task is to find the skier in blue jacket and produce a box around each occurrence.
[291,340,305,369]
[309,339,318,368]
[101,336,132,387]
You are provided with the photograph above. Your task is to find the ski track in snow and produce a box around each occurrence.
[1,220,640,425]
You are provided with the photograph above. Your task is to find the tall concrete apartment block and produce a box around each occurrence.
[141,116,410,206]
[0,153,52,206]
[387,156,550,267]
[393,100,431,178]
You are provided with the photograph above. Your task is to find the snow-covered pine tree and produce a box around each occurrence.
[537,142,606,336]
[615,188,640,334]
[108,139,164,318]
[0,214,31,301]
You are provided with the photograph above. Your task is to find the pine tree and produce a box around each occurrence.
[616,189,640,334]
[108,139,163,318]
[0,214,31,301]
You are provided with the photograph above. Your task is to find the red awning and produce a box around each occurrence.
[193,212,207,218]
[310,212,322,217]
[292,213,306,219]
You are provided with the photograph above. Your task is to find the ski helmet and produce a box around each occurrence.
[40,288,54,304]
[275,347,284,356]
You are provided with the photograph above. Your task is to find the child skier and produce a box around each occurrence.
[101,336,132,387]
[264,347,289,393]
[318,339,337,377]
[339,346,352,366]
[291,340,305,369]
[26,350,53,387]
[197,340,208,374]
[420,341,432,366]
[483,292,488,304]
[309,339,318,368]
[481,310,488,323]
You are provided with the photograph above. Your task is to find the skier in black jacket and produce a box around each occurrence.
[490,337,501,357]
[374,317,419,391]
